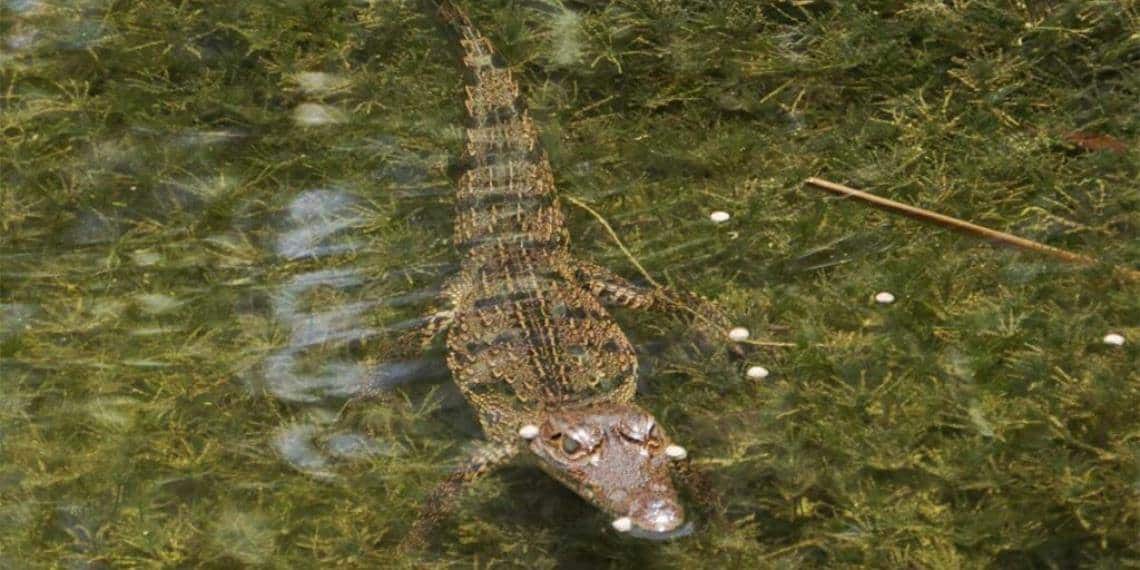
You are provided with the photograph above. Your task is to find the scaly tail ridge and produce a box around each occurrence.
[429,1,563,251]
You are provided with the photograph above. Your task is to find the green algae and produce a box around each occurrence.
[1,0,1138,567]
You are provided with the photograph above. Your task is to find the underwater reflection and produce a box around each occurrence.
[260,188,447,481]
[275,190,364,260]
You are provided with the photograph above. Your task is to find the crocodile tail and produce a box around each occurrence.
[429,0,480,39]
[428,0,507,80]
[426,1,525,128]
[429,1,563,251]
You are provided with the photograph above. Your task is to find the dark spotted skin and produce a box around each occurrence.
[400,1,733,549]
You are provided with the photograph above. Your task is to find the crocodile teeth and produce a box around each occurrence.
[611,517,633,532]
[518,424,540,440]
[665,444,688,460]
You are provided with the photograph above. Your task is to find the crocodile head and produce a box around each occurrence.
[519,403,692,539]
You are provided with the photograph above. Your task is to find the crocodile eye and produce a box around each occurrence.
[618,417,655,443]
[646,423,663,448]
[561,437,581,455]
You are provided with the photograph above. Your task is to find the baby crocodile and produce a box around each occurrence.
[402,0,734,547]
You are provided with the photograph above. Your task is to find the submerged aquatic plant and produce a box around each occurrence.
[1,0,1137,567]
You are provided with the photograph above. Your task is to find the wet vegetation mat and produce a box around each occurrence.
[1,0,1137,567]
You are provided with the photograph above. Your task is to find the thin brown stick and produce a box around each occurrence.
[804,177,1139,280]
[564,195,662,288]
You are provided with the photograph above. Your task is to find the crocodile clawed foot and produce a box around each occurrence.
[658,290,750,361]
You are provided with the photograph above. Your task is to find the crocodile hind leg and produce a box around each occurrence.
[383,274,471,363]
[572,261,743,355]
[391,273,470,356]
[348,275,469,404]
[338,309,456,413]
[399,439,518,552]
[397,307,455,353]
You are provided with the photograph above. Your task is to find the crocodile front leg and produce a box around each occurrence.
[571,260,658,309]
[399,439,518,552]
[572,261,742,354]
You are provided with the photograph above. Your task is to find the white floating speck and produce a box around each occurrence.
[518,424,540,440]
[728,327,750,342]
[1102,333,1125,347]
[874,291,896,304]
[130,249,162,267]
[292,71,348,95]
[746,366,770,380]
[292,103,346,127]
[134,293,185,315]
[612,517,632,532]
[665,444,687,460]
[709,211,731,223]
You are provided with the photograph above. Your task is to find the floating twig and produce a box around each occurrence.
[804,177,1139,281]
[564,195,662,288]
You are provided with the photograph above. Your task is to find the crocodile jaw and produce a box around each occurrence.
[523,403,687,537]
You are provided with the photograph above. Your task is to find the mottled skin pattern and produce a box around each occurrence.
[401,1,730,549]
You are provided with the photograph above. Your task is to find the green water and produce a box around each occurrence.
[2,1,1137,567]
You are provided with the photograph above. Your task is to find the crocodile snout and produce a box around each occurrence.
[610,494,689,540]
[630,496,684,533]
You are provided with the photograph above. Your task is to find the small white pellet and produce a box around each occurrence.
[709,211,731,223]
[746,366,770,380]
[728,327,750,342]
[665,444,688,460]
[874,291,896,304]
[292,103,346,127]
[1103,333,1125,346]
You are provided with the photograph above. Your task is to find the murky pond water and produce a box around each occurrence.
[3,0,1137,567]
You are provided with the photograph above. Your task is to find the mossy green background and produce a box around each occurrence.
[2,0,1137,567]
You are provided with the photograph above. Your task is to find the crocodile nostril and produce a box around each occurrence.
[630,497,683,533]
